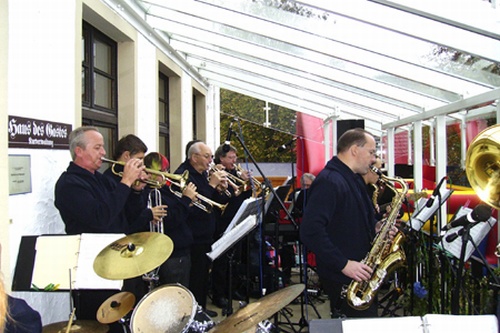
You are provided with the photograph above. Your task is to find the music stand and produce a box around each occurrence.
[207,197,263,315]
[264,185,292,224]
[207,197,263,261]
[406,187,452,314]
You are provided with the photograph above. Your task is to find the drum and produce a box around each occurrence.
[130,284,214,333]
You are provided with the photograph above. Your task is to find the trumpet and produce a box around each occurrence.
[168,178,228,214]
[101,157,185,188]
[209,164,234,197]
[235,164,263,197]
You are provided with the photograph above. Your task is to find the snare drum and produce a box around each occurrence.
[130,284,214,333]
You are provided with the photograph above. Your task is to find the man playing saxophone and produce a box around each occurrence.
[300,128,381,318]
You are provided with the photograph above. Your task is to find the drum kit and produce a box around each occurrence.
[42,231,305,333]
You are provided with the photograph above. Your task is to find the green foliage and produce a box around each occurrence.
[220,89,297,162]
[394,232,498,316]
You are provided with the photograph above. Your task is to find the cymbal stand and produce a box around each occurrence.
[229,125,298,332]
[142,188,163,292]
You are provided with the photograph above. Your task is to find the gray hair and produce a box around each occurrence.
[301,173,316,186]
[68,126,100,161]
[187,141,204,159]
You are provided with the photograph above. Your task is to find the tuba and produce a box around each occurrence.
[465,124,500,256]
[346,166,408,310]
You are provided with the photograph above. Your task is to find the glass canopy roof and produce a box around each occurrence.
[107,0,500,136]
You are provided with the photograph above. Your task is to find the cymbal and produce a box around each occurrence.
[96,291,136,324]
[43,320,108,333]
[209,284,305,333]
[93,231,173,280]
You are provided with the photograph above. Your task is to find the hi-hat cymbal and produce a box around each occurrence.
[93,232,173,280]
[209,284,305,333]
[96,291,136,324]
[43,320,108,333]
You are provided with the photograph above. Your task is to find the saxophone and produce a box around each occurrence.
[346,166,408,310]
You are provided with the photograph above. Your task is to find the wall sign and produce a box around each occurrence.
[9,155,32,195]
[8,116,72,150]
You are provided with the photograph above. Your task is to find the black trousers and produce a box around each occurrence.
[189,243,212,309]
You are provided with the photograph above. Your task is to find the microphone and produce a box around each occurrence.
[441,204,491,232]
[277,137,298,153]
[222,121,234,153]
[445,224,477,243]
[426,176,448,208]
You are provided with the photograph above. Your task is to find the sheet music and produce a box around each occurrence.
[343,316,422,333]
[342,314,498,333]
[32,235,81,290]
[438,207,497,261]
[224,197,262,234]
[407,188,453,231]
[207,215,258,261]
[75,233,124,290]
[31,234,124,290]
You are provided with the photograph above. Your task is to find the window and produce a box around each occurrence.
[159,73,170,162]
[82,22,118,160]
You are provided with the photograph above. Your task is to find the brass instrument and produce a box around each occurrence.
[346,166,408,310]
[235,164,264,197]
[101,157,185,189]
[209,164,233,197]
[102,157,226,214]
[464,124,500,256]
[167,176,228,215]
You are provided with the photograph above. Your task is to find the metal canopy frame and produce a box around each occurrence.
[104,0,500,136]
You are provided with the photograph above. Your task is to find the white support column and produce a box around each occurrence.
[429,121,435,166]
[413,121,423,191]
[386,127,395,177]
[460,116,467,169]
[206,84,220,149]
[435,115,448,227]
[407,126,413,165]
[496,99,500,124]
[323,118,331,161]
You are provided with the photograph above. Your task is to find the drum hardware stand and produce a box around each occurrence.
[378,272,404,317]
[228,125,300,332]
[222,247,238,316]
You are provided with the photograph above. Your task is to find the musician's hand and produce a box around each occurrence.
[342,260,373,282]
[375,220,384,233]
[151,205,168,221]
[209,170,226,188]
[122,158,145,188]
[182,183,198,201]
[238,169,250,181]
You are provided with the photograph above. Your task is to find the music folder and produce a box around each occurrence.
[207,197,263,261]
[407,188,453,231]
[438,206,497,261]
[13,233,124,291]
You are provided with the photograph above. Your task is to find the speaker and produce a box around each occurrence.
[337,119,365,140]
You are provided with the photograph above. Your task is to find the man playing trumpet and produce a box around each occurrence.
[174,141,228,318]
[54,126,153,333]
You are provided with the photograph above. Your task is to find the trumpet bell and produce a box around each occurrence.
[465,124,500,211]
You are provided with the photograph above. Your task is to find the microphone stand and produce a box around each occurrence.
[230,130,298,332]
[451,222,477,315]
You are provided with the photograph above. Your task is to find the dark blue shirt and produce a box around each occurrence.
[54,162,145,234]
[300,156,376,284]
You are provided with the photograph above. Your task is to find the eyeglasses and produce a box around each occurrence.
[195,153,213,159]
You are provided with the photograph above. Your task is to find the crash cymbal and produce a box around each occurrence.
[96,291,136,324]
[43,320,108,333]
[93,231,173,280]
[209,284,305,333]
